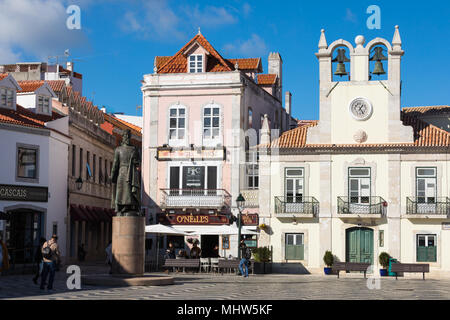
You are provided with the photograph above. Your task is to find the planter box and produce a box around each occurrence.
[253,262,272,274]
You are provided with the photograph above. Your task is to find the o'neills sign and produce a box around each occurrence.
[0,184,48,202]
[159,214,229,225]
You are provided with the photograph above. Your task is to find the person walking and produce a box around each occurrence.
[32,237,46,284]
[0,235,10,274]
[105,241,112,274]
[40,235,61,291]
[239,240,251,278]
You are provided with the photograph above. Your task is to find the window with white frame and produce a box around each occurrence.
[416,167,436,203]
[189,54,203,73]
[285,168,304,203]
[17,146,38,180]
[38,95,50,114]
[203,105,220,140]
[169,106,186,141]
[0,87,14,109]
[348,167,371,204]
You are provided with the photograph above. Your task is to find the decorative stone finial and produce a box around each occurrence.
[355,35,365,46]
[153,65,157,74]
[318,28,328,50]
[198,27,201,35]
[392,25,402,50]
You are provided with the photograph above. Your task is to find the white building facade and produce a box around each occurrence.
[259,27,450,276]
[0,74,71,266]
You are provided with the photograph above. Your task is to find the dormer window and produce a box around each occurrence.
[189,54,203,73]
[0,87,14,109]
[38,95,50,114]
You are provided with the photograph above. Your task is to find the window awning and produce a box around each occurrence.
[70,204,116,222]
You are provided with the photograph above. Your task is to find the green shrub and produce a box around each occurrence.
[379,252,391,269]
[252,247,272,262]
[323,251,334,267]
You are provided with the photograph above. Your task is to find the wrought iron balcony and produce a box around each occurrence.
[337,196,387,215]
[160,189,231,209]
[406,197,450,215]
[274,196,319,215]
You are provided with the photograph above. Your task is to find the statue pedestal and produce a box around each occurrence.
[112,216,145,275]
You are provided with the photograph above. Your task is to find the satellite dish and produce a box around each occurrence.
[64,49,70,57]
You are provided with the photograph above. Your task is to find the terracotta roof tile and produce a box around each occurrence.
[266,112,450,149]
[155,56,171,70]
[0,104,63,129]
[158,33,234,73]
[257,74,277,85]
[402,105,450,115]
[17,80,45,93]
[46,80,66,93]
[0,73,8,81]
[227,58,262,72]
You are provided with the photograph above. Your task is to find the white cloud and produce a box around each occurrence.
[0,0,88,64]
[345,8,358,23]
[242,3,251,17]
[120,1,238,41]
[222,34,268,58]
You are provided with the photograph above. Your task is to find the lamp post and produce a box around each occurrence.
[75,176,83,190]
[236,193,245,259]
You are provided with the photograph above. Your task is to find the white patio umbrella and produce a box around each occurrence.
[145,224,192,270]
[189,225,259,235]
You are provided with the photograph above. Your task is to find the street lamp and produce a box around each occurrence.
[75,176,83,190]
[236,193,245,259]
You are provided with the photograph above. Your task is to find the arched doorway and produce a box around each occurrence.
[346,227,373,264]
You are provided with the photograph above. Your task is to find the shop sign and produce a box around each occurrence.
[158,214,229,225]
[157,147,225,161]
[0,184,48,202]
[241,213,259,226]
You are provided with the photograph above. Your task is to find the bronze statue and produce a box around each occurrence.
[111,130,141,216]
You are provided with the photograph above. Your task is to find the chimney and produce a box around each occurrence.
[285,91,292,114]
[268,52,282,101]
[66,61,74,71]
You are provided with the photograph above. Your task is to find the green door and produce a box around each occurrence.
[285,233,304,260]
[346,227,373,264]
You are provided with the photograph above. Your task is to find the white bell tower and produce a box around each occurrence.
[307,26,413,145]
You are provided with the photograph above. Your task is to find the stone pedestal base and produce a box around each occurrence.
[112,216,145,275]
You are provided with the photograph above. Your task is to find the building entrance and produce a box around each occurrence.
[201,235,219,257]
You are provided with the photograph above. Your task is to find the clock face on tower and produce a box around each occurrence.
[349,97,373,121]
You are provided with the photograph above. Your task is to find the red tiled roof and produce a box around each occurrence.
[158,33,234,73]
[402,105,450,115]
[46,80,66,93]
[227,58,262,72]
[266,112,450,149]
[0,104,63,129]
[257,74,277,85]
[17,80,45,93]
[155,56,171,70]
[0,73,8,81]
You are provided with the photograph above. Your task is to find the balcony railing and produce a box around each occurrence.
[160,189,231,209]
[406,197,450,215]
[241,189,259,208]
[274,196,319,215]
[337,196,387,215]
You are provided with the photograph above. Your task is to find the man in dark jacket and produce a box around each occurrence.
[32,237,46,284]
[239,240,251,278]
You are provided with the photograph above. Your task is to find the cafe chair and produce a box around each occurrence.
[210,258,219,274]
[200,258,210,273]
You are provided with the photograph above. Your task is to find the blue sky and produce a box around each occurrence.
[1,0,449,120]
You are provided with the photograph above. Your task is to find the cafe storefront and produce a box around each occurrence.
[0,184,48,264]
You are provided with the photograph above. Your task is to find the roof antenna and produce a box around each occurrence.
[198,27,201,35]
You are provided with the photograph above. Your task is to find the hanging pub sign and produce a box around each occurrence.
[158,213,229,225]
[157,147,225,161]
[241,213,259,226]
[0,184,48,202]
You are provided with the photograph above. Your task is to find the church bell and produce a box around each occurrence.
[332,48,350,77]
[370,46,387,75]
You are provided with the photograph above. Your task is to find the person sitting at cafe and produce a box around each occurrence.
[177,249,187,259]
[211,245,220,258]
[189,241,201,259]
[166,242,176,259]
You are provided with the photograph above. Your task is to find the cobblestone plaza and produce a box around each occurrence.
[1,265,450,300]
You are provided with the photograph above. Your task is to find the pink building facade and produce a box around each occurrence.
[141,32,295,260]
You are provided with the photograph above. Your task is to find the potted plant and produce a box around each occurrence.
[252,246,272,274]
[323,250,334,275]
[379,252,390,276]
